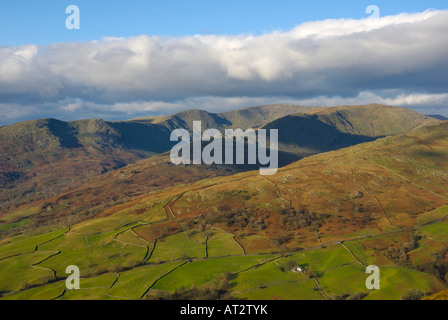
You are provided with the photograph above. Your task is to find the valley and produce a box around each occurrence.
[0,105,447,300]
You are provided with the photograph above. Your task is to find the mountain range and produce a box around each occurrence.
[0,104,447,300]
[0,104,439,216]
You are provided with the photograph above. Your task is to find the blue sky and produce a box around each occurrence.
[1,0,448,46]
[0,1,447,124]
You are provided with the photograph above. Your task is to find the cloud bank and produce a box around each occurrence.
[1,10,447,124]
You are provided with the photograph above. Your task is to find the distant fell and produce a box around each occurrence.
[0,104,440,215]
[261,104,440,159]
[308,104,439,137]
[133,104,318,130]
[427,114,448,121]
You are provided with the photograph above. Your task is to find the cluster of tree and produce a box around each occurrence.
[352,207,375,227]
[278,208,320,231]
[386,233,421,266]
[401,289,430,300]
[326,292,369,300]
[417,247,448,282]
[386,246,409,266]
[199,208,270,232]
[279,259,300,272]
[270,234,292,248]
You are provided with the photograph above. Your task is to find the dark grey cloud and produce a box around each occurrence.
[0,10,447,124]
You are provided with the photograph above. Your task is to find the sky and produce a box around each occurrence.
[1,0,448,124]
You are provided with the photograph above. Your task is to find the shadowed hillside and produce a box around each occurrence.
[1,120,447,300]
[0,118,172,213]
[308,104,438,137]
[263,104,439,158]
[0,104,440,223]
[427,115,448,121]
[132,104,318,130]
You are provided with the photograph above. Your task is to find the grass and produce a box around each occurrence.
[2,271,118,300]
[37,229,146,277]
[0,251,56,294]
[115,229,149,247]
[1,120,448,300]
[148,232,206,263]
[319,264,368,297]
[79,272,118,289]
[231,260,306,293]
[1,281,66,300]
[107,261,183,299]
[278,245,355,273]
[152,255,277,292]
[408,238,448,265]
[58,288,112,300]
[57,272,119,300]
[71,215,141,235]
[364,267,446,300]
[1,206,41,223]
[343,241,376,266]
[236,235,278,254]
[419,220,448,241]
[417,206,448,226]
[0,228,67,260]
[206,228,244,257]
[0,219,32,232]
[232,278,322,300]
[320,227,382,241]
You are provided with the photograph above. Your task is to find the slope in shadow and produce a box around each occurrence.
[264,113,377,156]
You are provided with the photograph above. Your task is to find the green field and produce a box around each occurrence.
[419,220,448,241]
[232,278,322,300]
[2,281,66,300]
[277,245,355,274]
[0,228,67,260]
[37,229,147,277]
[364,267,445,300]
[319,264,368,297]
[231,260,306,294]
[1,219,448,300]
[417,206,448,226]
[206,228,244,257]
[0,251,57,294]
[148,232,206,263]
[2,201,448,300]
[115,228,150,247]
[152,255,277,292]
[107,261,183,299]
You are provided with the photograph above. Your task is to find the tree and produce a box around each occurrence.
[306,266,317,279]
[401,289,426,300]
[284,260,298,272]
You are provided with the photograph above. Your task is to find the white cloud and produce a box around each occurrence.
[0,10,447,123]
[384,93,448,107]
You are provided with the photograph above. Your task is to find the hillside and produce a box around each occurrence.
[220,104,318,129]
[0,152,249,237]
[0,105,314,213]
[0,105,440,224]
[0,118,174,213]
[263,104,439,158]
[308,104,438,137]
[132,104,317,130]
[424,290,448,300]
[1,121,447,300]
[107,120,448,247]
[428,115,448,121]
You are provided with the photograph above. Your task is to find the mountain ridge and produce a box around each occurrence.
[1,114,448,300]
[0,104,440,218]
